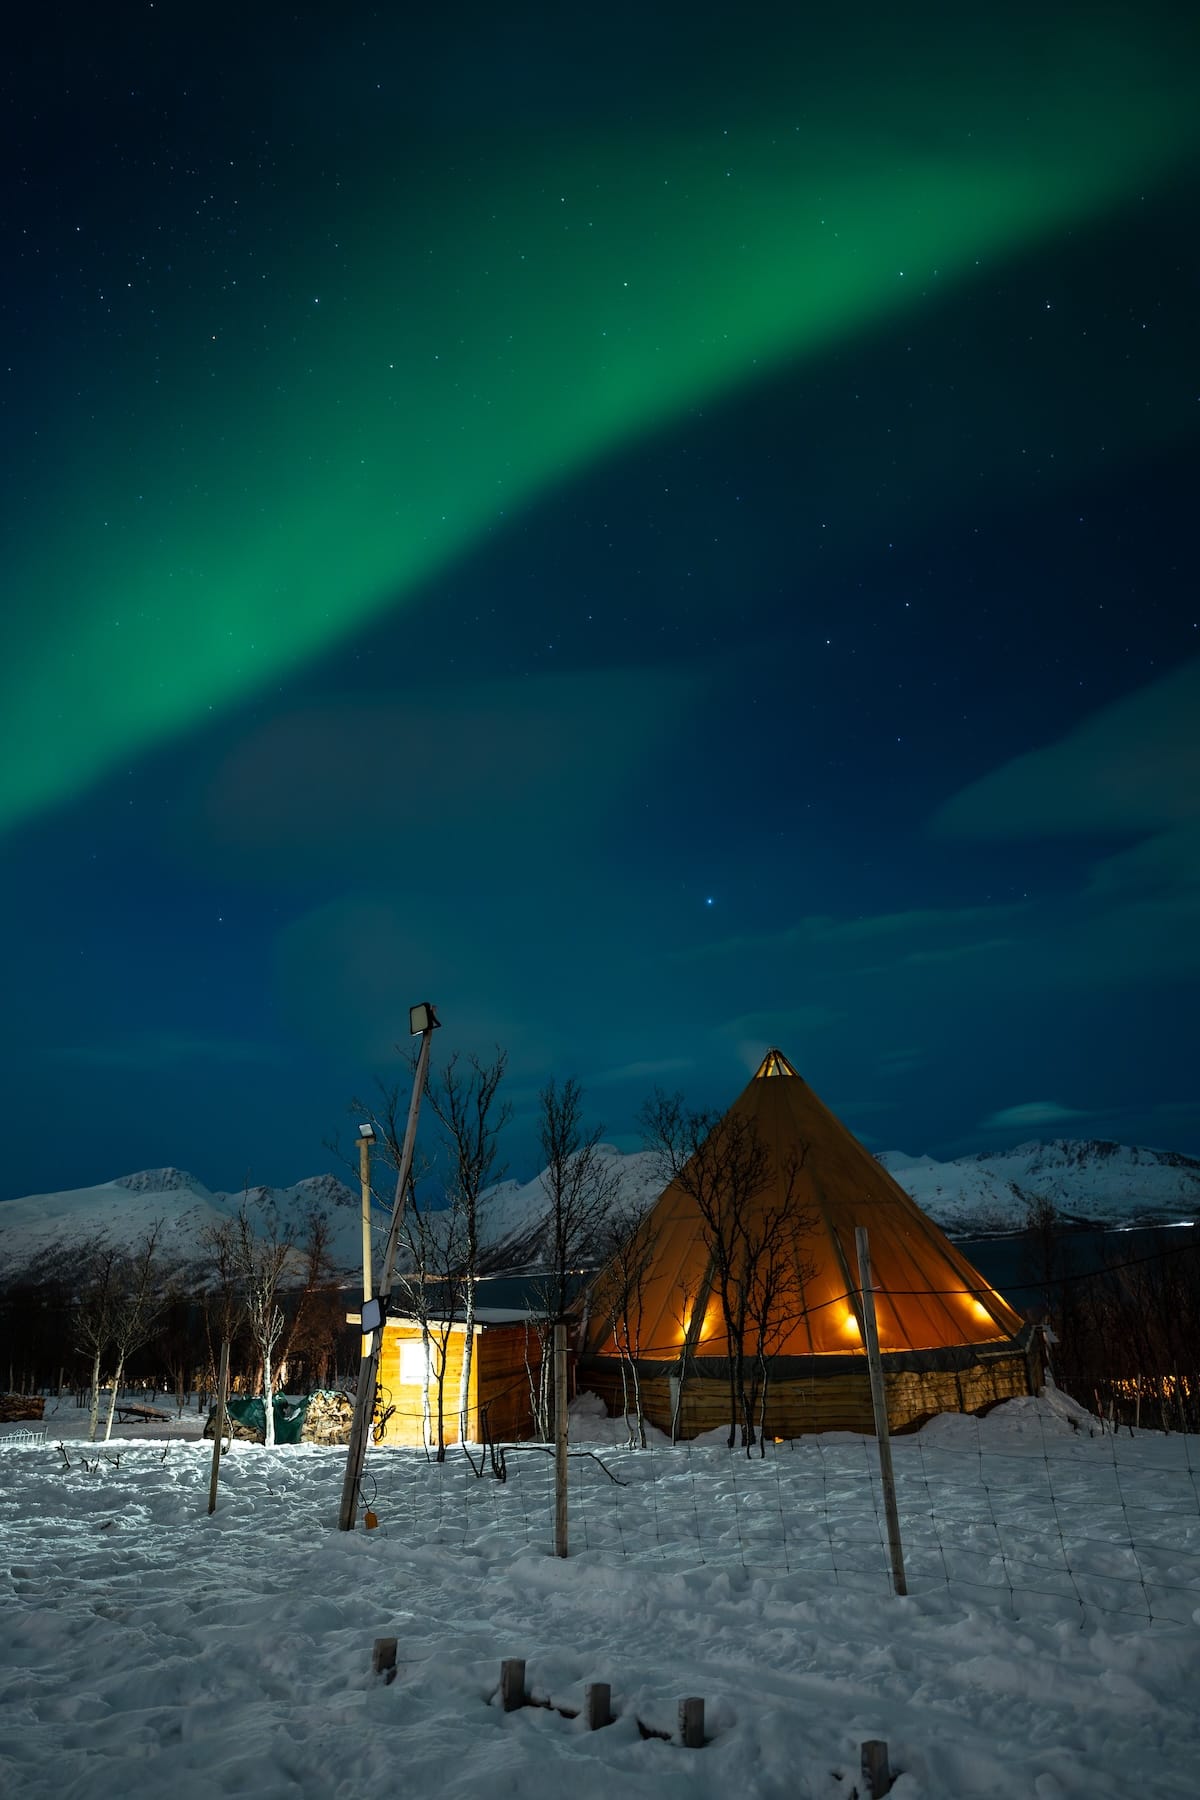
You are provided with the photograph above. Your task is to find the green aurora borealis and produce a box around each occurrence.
[3,20,1196,834]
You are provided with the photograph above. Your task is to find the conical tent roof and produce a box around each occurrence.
[584,1050,1023,1361]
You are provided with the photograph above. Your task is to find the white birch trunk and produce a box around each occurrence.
[457,1275,476,1444]
[87,1351,103,1442]
[101,1354,125,1442]
[420,1324,432,1450]
[262,1349,276,1447]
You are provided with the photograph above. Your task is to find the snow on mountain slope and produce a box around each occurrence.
[4,1136,1197,1285]
[0,1168,361,1280]
[968,1139,1200,1222]
[879,1139,1200,1234]
[875,1151,1025,1235]
[478,1147,665,1269]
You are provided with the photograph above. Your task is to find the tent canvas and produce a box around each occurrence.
[578,1050,1036,1436]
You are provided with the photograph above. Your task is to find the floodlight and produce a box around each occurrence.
[358,1122,376,1142]
[409,1001,440,1035]
[360,1296,387,1334]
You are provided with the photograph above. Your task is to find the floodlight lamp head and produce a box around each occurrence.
[409,1001,440,1035]
[357,1122,376,1142]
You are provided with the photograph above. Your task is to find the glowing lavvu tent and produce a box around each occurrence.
[577,1050,1040,1437]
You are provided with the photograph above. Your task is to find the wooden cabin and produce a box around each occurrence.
[352,1306,541,1447]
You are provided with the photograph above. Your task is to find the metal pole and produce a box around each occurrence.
[359,1134,373,1355]
[553,1320,569,1558]
[338,1007,440,1530]
[207,1339,230,1516]
[854,1225,907,1597]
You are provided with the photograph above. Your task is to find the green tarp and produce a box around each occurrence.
[223,1395,310,1445]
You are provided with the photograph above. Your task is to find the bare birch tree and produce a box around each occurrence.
[100,1225,165,1441]
[422,1049,510,1445]
[528,1076,621,1439]
[588,1204,658,1446]
[74,1241,122,1441]
[640,1089,813,1449]
[204,1204,295,1446]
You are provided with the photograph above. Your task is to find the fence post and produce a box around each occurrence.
[679,1696,705,1747]
[554,1321,569,1558]
[854,1226,907,1598]
[861,1739,892,1796]
[500,1659,526,1711]
[207,1339,230,1517]
[585,1682,611,1729]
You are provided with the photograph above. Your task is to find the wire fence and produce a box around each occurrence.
[361,1401,1200,1630]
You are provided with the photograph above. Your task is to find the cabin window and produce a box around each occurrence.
[399,1339,432,1385]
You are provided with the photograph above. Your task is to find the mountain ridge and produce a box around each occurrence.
[1,1137,1196,1282]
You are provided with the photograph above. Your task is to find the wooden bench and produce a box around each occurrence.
[114,1404,172,1424]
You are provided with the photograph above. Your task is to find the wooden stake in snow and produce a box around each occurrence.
[372,1638,398,1681]
[554,1320,569,1558]
[206,1339,230,1517]
[854,1225,908,1598]
[861,1738,892,1796]
[500,1659,526,1711]
[678,1696,705,1748]
[585,1682,611,1729]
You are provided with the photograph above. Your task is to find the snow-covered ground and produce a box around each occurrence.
[2,1392,1199,1798]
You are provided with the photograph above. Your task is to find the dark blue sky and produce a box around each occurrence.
[1,3,1197,1200]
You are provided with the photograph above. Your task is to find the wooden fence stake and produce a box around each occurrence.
[206,1339,230,1517]
[678,1696,705,1747]
[554,1320,569,1558]
[854,1227,908,1598]
[372,1638,398,1680]
[585,1682,611,1729]
[861,1739,892,1796]
[500,1658,527,1711]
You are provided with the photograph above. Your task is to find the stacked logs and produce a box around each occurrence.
[0,1393,46,1423]
[202,1389,355,1446]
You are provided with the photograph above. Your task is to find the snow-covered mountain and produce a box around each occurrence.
[3,1137,1197,1286]
[0,1167,362,1283]
[878,1139,1200,1235]
[477,1148,666,1270]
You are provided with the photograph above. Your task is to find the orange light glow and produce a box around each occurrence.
[841,1311,861,1338]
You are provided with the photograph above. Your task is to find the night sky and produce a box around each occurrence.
[2,2,1198,1200]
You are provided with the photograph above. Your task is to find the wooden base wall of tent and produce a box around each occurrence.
[577,1344,1041,1439]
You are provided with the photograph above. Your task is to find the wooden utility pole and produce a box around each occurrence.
[207,1339,230,1516]
[359,1131,373,1354]
[338,1004,440,1531]
[854,1225,907,1597]
[553,1320,569,1558]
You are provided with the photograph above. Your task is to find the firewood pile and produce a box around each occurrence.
[0,1394,46,1423]
[202,1389,355,1445]
[300,1389,355,1445]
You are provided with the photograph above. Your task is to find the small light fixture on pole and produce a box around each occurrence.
[338,1003,441,1530]
[357,1122,376,1350]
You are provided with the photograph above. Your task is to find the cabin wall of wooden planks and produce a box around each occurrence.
[376,1322,542,1446]
[476,1322,541,1443]
[376,1325,470,1447]
[576,1349,1035,1440]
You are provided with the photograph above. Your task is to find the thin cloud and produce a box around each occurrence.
[586,1057,694,1089]
[981,1100,1091,1131]
[933,659,1200,842]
